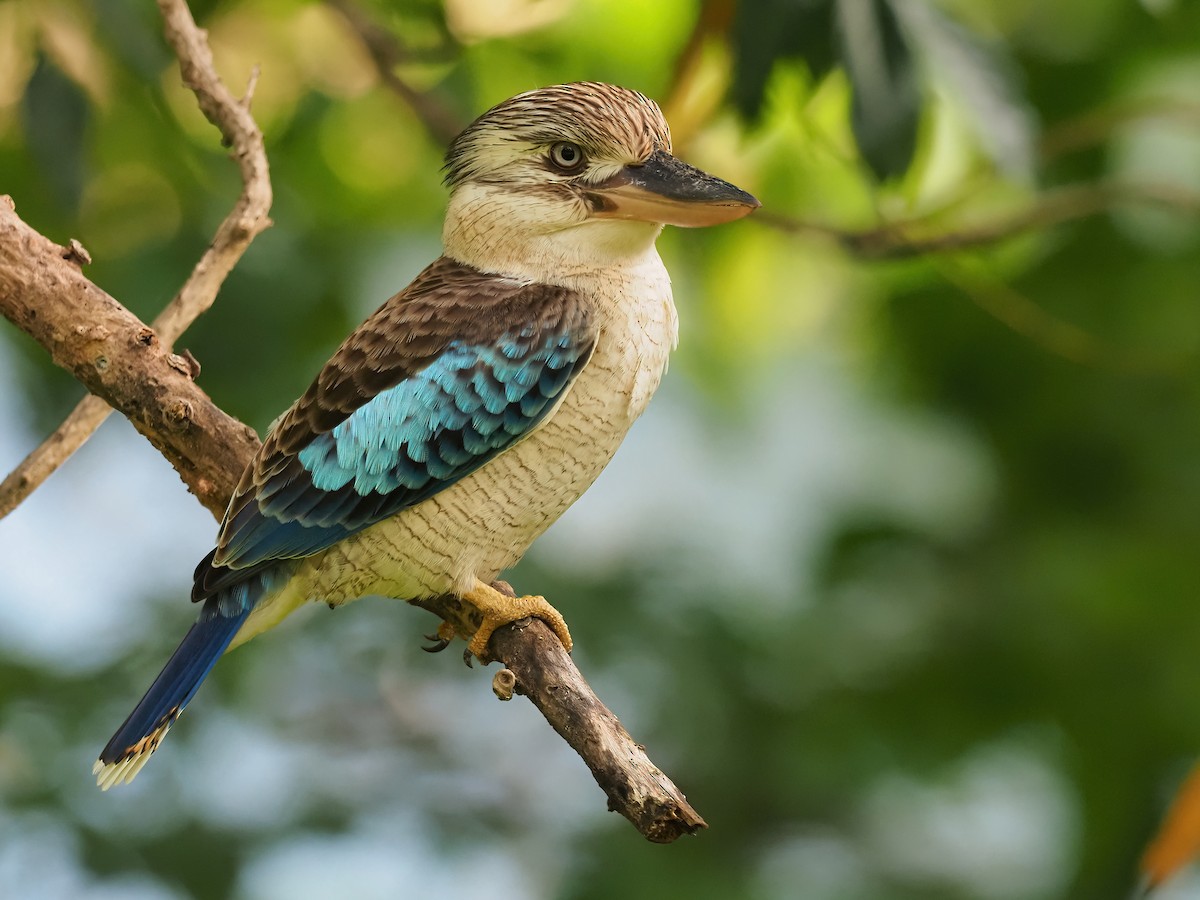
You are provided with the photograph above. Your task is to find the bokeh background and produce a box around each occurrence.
[4,0,1200,897]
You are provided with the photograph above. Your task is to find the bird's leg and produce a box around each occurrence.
[462,579,572,659]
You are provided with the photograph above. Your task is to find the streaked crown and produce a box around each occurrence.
[444,82,672,188]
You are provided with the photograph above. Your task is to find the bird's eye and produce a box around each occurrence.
[548,142,586,172]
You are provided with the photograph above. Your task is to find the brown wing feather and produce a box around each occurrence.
[191,257,594,600]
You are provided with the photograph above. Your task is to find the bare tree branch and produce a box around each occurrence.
[0,394,112,519]
[492,619,707,840]
[414,589,707,841]
[0,201,705,840]
[0,0,272,520]
[757,181,1200,259]
[0,198,260,517]
[1,0,705,840]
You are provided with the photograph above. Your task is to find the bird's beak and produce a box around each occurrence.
[586,149,760,228]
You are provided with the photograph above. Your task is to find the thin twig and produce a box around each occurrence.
[660,0,735,151]
[0,0,272,520]
[757,181,1200,259]
[0,394,111,519]
[413,588,707,840]
[0,195,706,840]
[1040,97,1200,162]
[324,0,465,146]
[935,258,1181,375]
[152,0,274,343]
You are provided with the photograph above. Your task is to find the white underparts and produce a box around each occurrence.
[287,247,677,612]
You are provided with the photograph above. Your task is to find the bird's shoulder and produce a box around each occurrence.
[191,257,597,600]
[269,255,595,456]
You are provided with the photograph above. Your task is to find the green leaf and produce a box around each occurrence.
[731,0,838,121]
[835,0,922,180]
[20,53,90,214]
[92,0,173,79]
[893,1,1035,178]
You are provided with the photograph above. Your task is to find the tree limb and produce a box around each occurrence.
[0,393,112,519]
[490,617,707,840]
[414,589,707,841]
[0,197,260,518]
[0,192,706,840]
[0,0,272,520]
[0,0,705,839]
[756,181,1200,259]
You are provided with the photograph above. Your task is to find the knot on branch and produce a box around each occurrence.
[77,323,112,342]
[492,668,517,700]
[62,239,92,268]
[164,398,194,431]
[167,350,201,379]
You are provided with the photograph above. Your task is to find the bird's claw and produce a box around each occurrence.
[422,633,450,653]
[421,620,457,653]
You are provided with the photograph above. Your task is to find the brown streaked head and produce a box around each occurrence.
[442,82,758,229]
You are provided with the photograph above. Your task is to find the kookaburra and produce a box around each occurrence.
[95,81,759,789]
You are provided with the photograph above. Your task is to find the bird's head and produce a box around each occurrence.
[441,82,759,278]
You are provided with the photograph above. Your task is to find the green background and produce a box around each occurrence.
[3,0,1200,897]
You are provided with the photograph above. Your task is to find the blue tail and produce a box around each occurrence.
[95,561,295,790]
[94,603,250,789]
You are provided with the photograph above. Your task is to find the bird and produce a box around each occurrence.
[94,81,759,790]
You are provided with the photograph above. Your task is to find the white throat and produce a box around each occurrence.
[442,182,665,285]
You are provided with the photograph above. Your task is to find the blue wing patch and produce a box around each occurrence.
[207,330,593,581]
[299,339,573,496]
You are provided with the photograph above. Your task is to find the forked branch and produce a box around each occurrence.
[0,195,704,839]
[0,0,703,840]
[0,0,271,519]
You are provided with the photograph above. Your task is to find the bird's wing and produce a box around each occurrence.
[192,257,596,601]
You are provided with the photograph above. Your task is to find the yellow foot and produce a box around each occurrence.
[462,580,572,658]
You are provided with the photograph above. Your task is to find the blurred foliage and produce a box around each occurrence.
[5,0,1200,898]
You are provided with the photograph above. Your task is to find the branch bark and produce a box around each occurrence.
[757,181,1200,259]
[490,618,707,840]
[0,0,272,520]
[0,198,260,518]
[0,0,704,841]
[414,590,707,841]
[0,202,705,841]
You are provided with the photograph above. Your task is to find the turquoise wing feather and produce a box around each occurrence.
[192,258,595,601]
